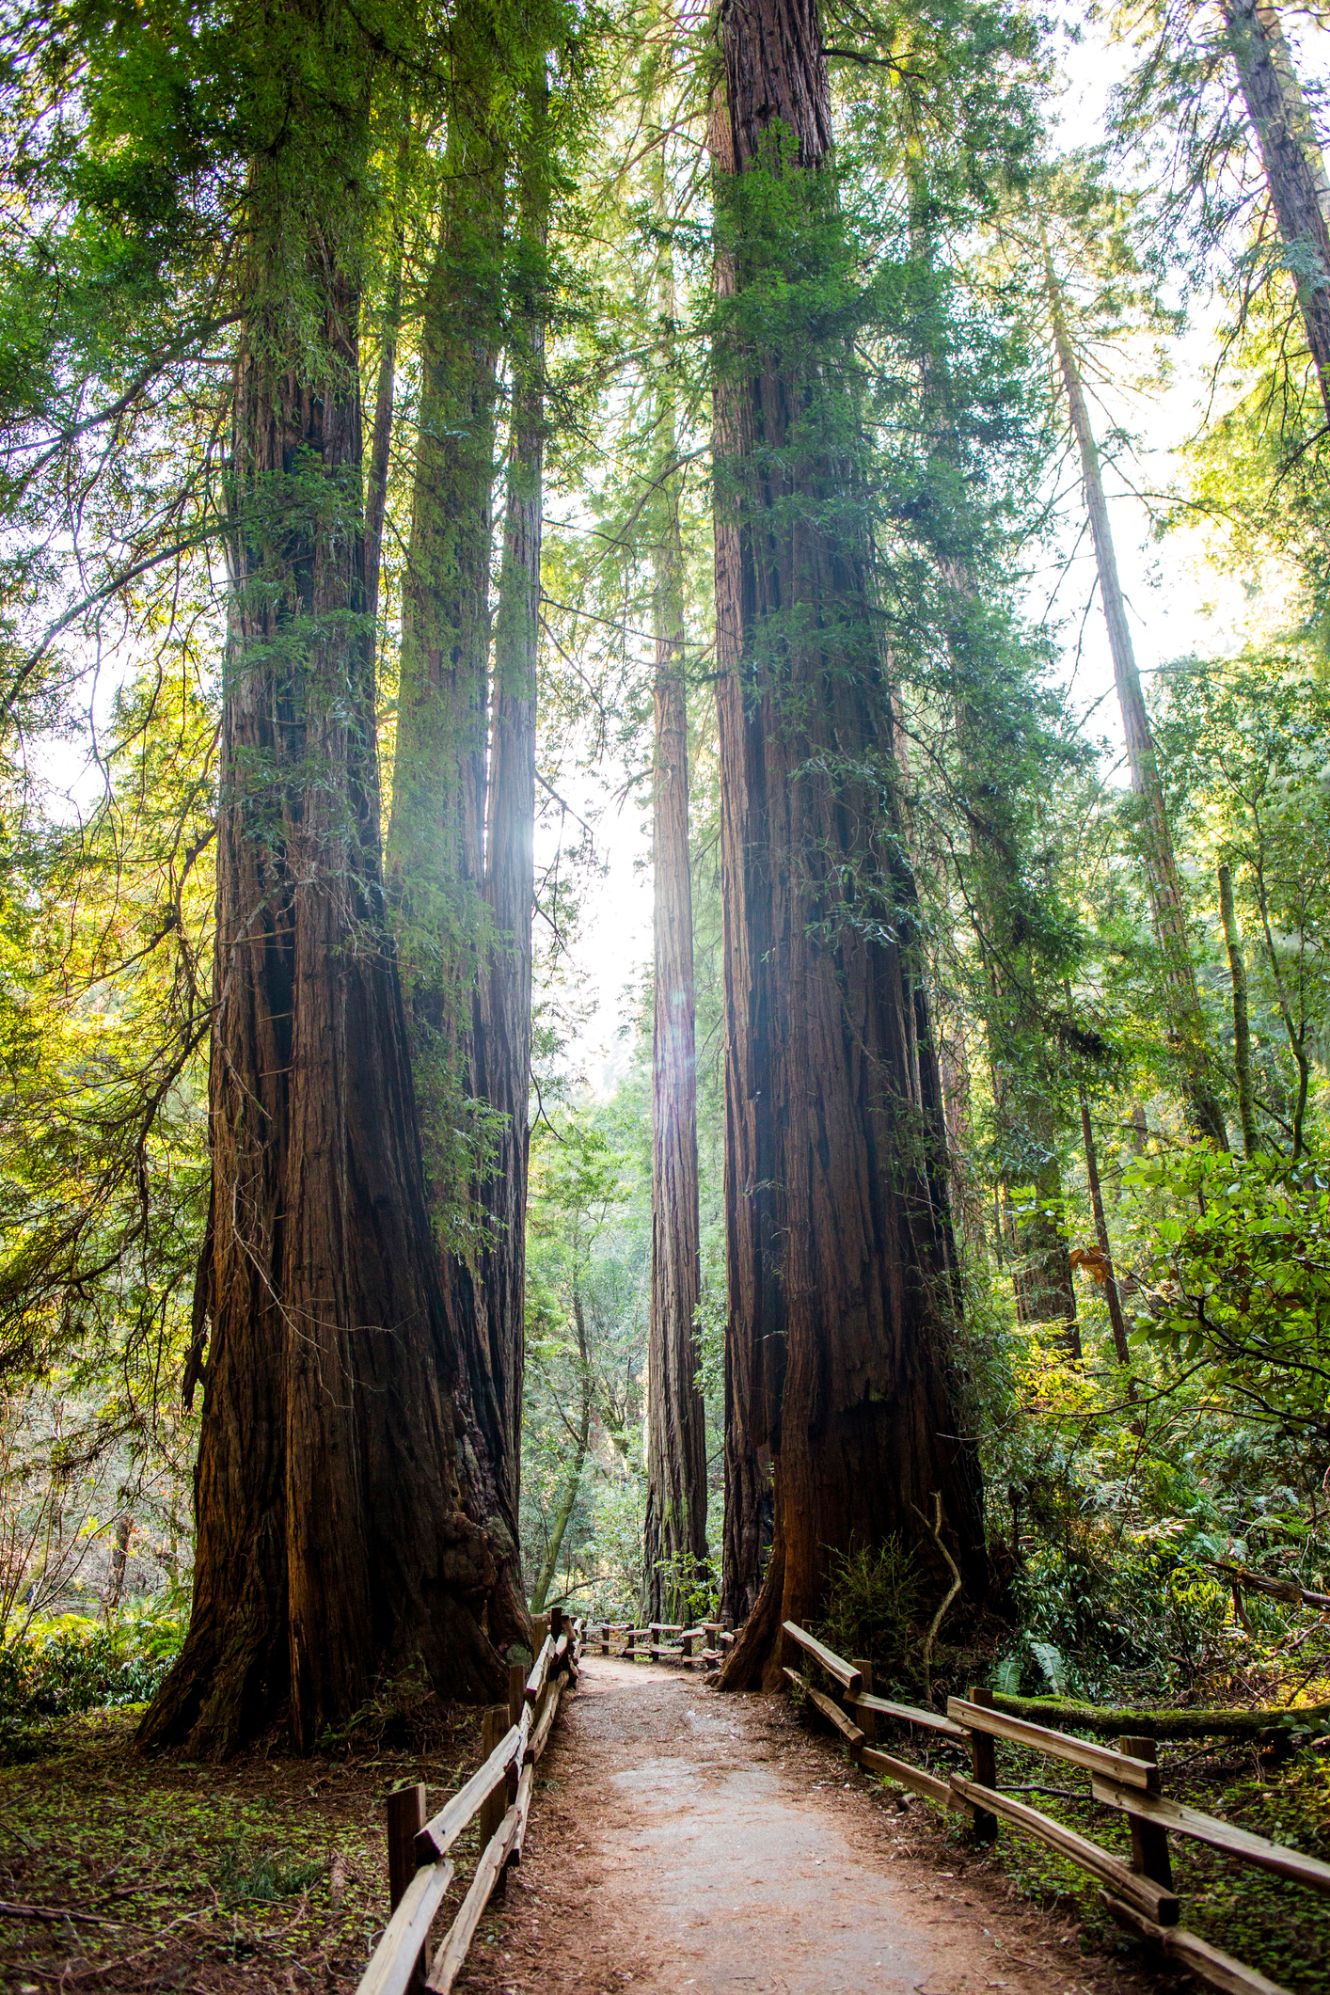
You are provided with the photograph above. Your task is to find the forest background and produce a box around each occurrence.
[1,0,1330,1935]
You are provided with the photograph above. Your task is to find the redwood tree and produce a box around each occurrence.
[141,0,506,1755]
[711,0,986,1685]
[385,1,529,1635]
[643,414,708,1623]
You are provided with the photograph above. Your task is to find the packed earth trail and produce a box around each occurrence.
[455,1657,1167,1995]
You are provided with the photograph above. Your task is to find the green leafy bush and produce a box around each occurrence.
[817,1538,922,1687]
[0,1605,185,1742]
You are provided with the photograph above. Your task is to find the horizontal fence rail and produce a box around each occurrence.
[779,1618,1327,1995]
[355,1610,584,1995]
[590,1619,736,1668]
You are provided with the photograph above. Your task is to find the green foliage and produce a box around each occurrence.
[817,1540,923,1687]
[1130,1147,1330,1440]
[0,1606,185,1749]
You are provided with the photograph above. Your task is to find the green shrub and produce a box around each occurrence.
[817,1538,922,1687]
[0,1604,186,1743]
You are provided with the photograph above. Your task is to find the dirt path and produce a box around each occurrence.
[457,1657,1167,1995]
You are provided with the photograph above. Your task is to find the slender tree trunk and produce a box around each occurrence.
[364,115,411,636]
[474,88,549,1528]
[1078,1087,1132,1366]
[711,0,986,1688]
[1253,862,1310,1154]
[1218,861,1258,1157]
[644,354,708,1624]
[385,2,527,1641]
[530,1290,591,1615]
[1044,252,1228,1149]
[102,1505,132,1620]
[142,3,506,1754]
[935,1001,985,1256]
[1221,0,1330,420]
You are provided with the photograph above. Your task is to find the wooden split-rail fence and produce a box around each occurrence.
[355,1609,584,1995]
[780,1618,1330,1995]
[588,1619,736,1668]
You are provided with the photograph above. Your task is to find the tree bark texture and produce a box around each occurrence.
[141,4,505,1756]
[1046,254,1229,1150]
[644,390,709,1624]
[476,95,548,1538]
[385,2,527,1638]
[711,0,986,1687]
[1221,0,1330,420]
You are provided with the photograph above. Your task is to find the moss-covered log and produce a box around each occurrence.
[992,1693,1330,1740]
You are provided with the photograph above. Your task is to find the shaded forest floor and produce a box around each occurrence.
[4,1661,1328,1992]
[453,1656,1173,1995]
[0,1701,484,1991]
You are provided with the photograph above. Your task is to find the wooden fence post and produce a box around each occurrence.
[1117,1735,1174,1892]
[852,1659,876,1742]
[967,1686,998,1842]
[385,1782,428,1993]
[479,1705,509,1847]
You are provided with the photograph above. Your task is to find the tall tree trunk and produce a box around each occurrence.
[364,113,412,637]
[644,360,708,1624]
[711,0,986,1688]
[1044,251,1229,1150]
[1218,861,1258,1157]
[1221,0,1330,420]
[385,1,526,1639]
[142,3,505,1755]
[475,85,549,1525]
[529,1289,591,1615]
[711,95,772,1633]
[102,1503,132,1620]
[1078,1086,1132,1367]
[1253,860,1310,1154]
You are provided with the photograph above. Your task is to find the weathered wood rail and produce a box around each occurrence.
[781,1619,1330,1995]
[355,1610,583,1995]
[590,1619,735,1669]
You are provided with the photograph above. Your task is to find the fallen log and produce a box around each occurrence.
[990,1692,1330,1740]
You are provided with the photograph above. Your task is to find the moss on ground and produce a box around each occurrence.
[0,1702,485,1991]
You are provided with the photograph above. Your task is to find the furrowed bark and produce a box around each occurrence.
[477,83,549,1522]
[385,0,526,1643]
[1045,248,1228,1150]
[1221,0,1330,420]
[711,92,773,1631]
[710,0,986,1688]
[643,325,708,1623]
[141,0,505,1755]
